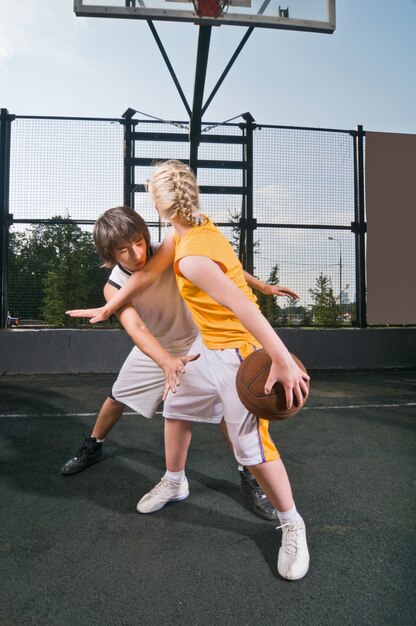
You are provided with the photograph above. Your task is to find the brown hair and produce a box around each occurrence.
[93,206,151,268]
[148,160,201,226]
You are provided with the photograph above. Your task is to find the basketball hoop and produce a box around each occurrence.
[75,1,336,33]
[192,0,230,18]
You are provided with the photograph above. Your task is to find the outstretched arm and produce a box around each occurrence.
[104,282,199,399]
[179,257,309,409]
[243,271,299,300]
[66,230,175,323]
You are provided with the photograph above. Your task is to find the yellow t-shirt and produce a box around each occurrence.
[173,217,261,350]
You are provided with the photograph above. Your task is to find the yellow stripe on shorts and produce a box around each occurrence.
[236,342,280,464]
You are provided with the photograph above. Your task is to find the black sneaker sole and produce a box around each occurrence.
[61,454,104,476]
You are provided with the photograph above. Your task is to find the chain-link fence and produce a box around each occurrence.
[252,125,357,325]
[0,110,365,329]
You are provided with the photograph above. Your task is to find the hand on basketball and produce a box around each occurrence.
[66,306,111,323]
[161,353,200,400]
[265,356,310,410]
[260,283,299,301]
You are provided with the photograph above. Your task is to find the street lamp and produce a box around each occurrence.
[328,236,342,302]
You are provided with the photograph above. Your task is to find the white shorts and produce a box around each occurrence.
[111,337,196,418]
[163,335,279,466]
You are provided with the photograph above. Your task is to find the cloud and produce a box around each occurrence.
[255,182,292,204]
[0,0,86,67]
[254,182,294,214]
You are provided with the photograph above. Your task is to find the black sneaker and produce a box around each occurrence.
[239,467,278,521]
[61,436,104,475]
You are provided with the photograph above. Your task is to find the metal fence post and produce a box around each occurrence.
[241,112,256,275]
[122,109,137,209]
[0,108,14,329]
[353,125,367,327]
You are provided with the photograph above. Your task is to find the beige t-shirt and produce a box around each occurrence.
[108,245,198,354]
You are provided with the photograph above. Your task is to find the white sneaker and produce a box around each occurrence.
[277,518,310,580]
[136,476,189,514]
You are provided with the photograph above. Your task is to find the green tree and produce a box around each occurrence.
[8,228,58,319]
[8,218,107,326]
[299,305,314,326]
[228,209,260,262]
[228,209,242,256]
[308,273,340,326]
[42,221,104,326]
[254,264,281,327]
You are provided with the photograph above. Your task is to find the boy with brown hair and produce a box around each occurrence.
[63,205,299,523]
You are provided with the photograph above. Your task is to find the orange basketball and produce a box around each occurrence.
[236,349,309,421]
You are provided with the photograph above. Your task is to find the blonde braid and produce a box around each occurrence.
[175,168,198,225]
[149,161,201,225]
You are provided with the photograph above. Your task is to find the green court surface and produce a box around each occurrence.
[1,370,415,626]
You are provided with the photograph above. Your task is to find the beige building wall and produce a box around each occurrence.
[365,131,416,325]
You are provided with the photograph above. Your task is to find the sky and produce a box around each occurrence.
[1,0,415,133]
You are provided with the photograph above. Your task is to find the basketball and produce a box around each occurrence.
[236,349,309,421]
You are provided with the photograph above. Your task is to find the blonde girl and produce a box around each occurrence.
[68,161,310,580]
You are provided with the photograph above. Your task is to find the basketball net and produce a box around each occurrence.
[193,0,230,18]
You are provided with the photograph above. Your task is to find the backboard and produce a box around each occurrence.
[74,0,336,32]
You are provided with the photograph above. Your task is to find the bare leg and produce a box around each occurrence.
[164,418,193,472]
[247,459,294,512]
[220,418,278,521]
[91,396,125,439]
[249,459,309,581]
[136,418,192,514]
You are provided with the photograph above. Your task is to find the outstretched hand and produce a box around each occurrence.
[260,284,299,300]
[264,355,309,409]
[161,353,200,400]
[66,306,111,324]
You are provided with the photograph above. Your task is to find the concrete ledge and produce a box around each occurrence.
[0,329,133,375]
[0,327,415,374]
[278,327,416,370]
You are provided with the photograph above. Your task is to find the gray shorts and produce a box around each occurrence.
[111,346,165,418]
[111,336,197,418]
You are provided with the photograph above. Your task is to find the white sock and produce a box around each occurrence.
[277,504,302,525]
[90,434,104,442]
[165,469,186,485]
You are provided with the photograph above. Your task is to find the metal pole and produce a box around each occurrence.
[0,108,14,329]
[355,125,367,327]
[189,25,212,174]
[122,109,137,209]
[240,113,256,275]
